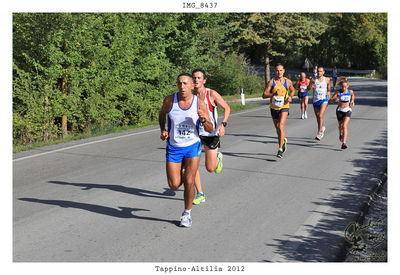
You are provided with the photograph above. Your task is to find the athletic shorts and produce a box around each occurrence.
[298,91,309,98]
[270,108,289,120]
[200,135,220,150]
[313,99,328,108]
[336,108,352,121]
[166,141,202,163]
[332,76,338,81]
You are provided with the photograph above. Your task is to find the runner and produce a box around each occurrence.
[159,73,213,227]
[308,66,331,141]
[329,77,355,149]
[313,65,318,79]
[332,66,338,89]
[295,72,310,119]
[191,69,231,205]
[262,64,295,158]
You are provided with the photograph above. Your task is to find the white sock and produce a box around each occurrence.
[184,209,191,215]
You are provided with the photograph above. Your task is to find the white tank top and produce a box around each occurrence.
[167,93,200,147]
[313,77,328,103]
[198,88,218,137]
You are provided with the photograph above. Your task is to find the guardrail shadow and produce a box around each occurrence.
[265,130,387,262]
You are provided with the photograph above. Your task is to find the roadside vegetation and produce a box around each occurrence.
[13,13,387,152]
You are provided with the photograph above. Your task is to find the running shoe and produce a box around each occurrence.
[180,212,192,227]
[276,150,283,158]
[193,193,205,205]
[214,152,223,174]
[321,126,326,138]
[301,113,305,119]
[341,143,348,150]
[282,138,288,153]
[304,112,308,119]
[315,132,322,141]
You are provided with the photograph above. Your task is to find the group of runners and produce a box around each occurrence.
[158,65,355,227]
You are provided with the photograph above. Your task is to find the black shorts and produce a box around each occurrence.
[336,107,352,121]
[270,108,289,120]
[200,135,220,150]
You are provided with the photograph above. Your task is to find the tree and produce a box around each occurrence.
[229,13,326,86]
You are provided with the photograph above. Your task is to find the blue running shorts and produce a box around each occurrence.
[298,91,309,98]
[313,99,328,108]
[166,141,202,163]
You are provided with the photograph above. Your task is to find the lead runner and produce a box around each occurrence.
[159,73,213,227]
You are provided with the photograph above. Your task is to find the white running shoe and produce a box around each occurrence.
[304,112,308,119]
[320,126,325,138]
[180,212,192,227]
[301,113,304,119]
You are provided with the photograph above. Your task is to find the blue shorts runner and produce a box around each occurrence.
[298,91,309,98]
[166,141,202,163]
[313,99,328,108]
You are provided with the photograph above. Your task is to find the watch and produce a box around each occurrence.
[221,122,227,127]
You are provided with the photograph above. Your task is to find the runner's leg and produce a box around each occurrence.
[278,112,288,148]
[342,117,351,143]
[166,161,183,190]
[204,146,219,173]
[318,103,328,132]
[182,156,200,210]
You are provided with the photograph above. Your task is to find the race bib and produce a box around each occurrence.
[176,123,194,139]
[340,95,351,102]
[314,89,326,101]
[300,85,308,93]
[272,96,285,108]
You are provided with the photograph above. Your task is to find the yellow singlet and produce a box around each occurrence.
[269,77,290,110]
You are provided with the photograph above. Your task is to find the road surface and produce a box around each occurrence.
[13,77,387,262]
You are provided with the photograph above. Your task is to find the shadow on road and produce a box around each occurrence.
[47,181,183,201]
[265,130,387,262]
[18,198,181,226]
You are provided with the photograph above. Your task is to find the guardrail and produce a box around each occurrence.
[253,66,376,78]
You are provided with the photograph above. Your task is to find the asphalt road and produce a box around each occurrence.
[13,77,387,262]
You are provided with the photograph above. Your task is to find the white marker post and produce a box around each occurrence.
[241,88,245,105]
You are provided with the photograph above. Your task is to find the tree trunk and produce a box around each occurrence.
[44,93,49,142]
[264,43,271,87]
[62,75,68,138]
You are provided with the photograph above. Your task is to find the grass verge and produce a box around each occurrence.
[13,102,263,153]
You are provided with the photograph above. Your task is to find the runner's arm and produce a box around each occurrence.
[350,90,355,107]
[307,78,315,90]
[198,99,214,133]
[326,77,331,99]
[159,95,173,140]
[287,79,296,102]
[329,91,340,103]
[211,90,231,137]
[262,80,274,98]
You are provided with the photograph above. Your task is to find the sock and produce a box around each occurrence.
[184,209,191,215]
[197,192,204,196]
[279,148,283,152]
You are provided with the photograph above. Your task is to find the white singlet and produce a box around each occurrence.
[313,77,328,103]
[167,93,200,147]
[198,88,218,137]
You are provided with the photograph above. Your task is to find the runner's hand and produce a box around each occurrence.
[216,124,225,137]
[160,130,168,141]
[198,103,206,122]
